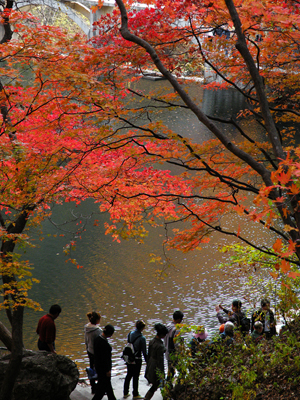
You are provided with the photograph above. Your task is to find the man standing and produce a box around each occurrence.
[92,324,117,400]
[164,310,184,384]
[123,319,147,399]
[36,304,61,353]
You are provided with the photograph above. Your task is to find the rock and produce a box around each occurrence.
[0,350,79,400]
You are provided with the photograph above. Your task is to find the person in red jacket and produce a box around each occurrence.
[36,304,61,353]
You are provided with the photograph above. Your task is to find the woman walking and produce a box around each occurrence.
[144,323,169,400]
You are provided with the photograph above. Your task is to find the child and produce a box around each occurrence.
[251,321,264,343]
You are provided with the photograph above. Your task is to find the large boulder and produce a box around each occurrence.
[0,350,79,400]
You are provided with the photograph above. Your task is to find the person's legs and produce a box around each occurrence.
[93,373,115,400]
[87,352,97,394]
[104,376,117,400]
[144,380,159,399]
[124,363,134,395]
[132,359,142,396]
[37,339,51,352]
[167,360,175,385]
[92,375,106,400]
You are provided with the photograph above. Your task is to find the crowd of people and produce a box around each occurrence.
[35,298,277,400]
[83,311,185,400]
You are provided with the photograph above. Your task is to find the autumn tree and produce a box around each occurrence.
[0,0,300,397]
[88,0,300,277]
[0,9,191,399]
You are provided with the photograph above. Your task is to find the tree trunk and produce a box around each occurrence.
[0,321,12,351]
[0,306,24,400]
[0,209,33,400]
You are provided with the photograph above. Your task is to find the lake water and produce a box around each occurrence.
[11,82,274,378]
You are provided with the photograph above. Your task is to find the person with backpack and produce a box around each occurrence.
[123,320,147,399]
[164,310,184,384]
[216,299,250,335]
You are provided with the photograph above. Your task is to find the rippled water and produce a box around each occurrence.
[13,84,273,378]
[22,214,268,377]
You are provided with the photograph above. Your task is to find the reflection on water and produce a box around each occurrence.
[16,86,272,378]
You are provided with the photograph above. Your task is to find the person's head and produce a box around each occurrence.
[49,304,62,319]
[87,311,101,325]
[173,310,184,323]
[154,323,169,338]
[254,321,263,333]
[224,321,235,337]
[232,300,242,313]
[261,298,270,311]
[103,324,115,338]
[136,319,146,331]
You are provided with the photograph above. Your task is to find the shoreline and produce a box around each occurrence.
[70,375,163,400]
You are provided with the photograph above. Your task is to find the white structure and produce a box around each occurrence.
[16,0,115,38]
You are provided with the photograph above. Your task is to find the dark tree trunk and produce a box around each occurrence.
[0,0,14,44]
[0,306,24,400]
[0,208,34,400]
[0,322,12,351]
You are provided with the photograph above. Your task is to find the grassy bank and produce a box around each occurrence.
[163,319,300,400]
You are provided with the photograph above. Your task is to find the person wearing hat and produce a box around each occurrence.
[189,327,208,357]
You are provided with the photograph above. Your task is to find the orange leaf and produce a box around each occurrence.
[272,238,282,253]
[280,259,291,274]
[289,183,299,195]
[288,271,300,279]
[284,224,297,233]
[269,271,278,279]
[282,207,288,218]
[234,205,244,216]
[277,170,291,185]
[288,240,296,252]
